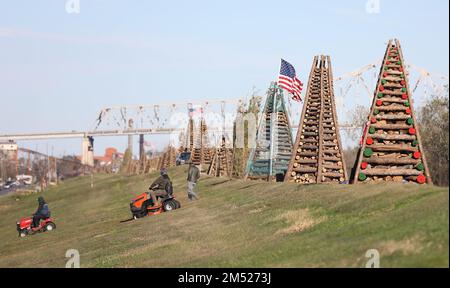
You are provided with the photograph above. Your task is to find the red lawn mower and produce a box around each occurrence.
[17,216,56,237]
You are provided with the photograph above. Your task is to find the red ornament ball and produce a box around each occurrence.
[417,174,426,184]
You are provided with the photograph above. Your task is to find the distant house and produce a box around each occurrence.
[94,147,124,166]
[76,147,124,167]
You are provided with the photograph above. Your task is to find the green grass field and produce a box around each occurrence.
[0,166,448,268]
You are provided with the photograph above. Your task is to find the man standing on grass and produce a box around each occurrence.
[187,160,200,201]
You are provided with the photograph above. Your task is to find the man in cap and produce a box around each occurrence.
[32,196,51,228]
[186,160,200,200]
[148,168,173,208]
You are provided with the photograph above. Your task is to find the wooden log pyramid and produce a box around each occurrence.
[207,136,233,177]
[245,82,294,180]
[158,145,177,169]
[353,39,431,184]
[191,118,213,170]
[144,157,160,174]
[285,56,348,184]
[188,118,194,152]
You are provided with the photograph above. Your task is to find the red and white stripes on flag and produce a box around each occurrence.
[277,59,303,102]
[278,76,303,102]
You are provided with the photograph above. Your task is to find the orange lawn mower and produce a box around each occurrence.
[129,188,181,219]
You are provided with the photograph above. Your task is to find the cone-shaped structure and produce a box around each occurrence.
[158,145,177,169]
[191,118,213,169]
[285,56,348,183]
[245,82,294,181]
[144,157,160,174]
[207,136,233,177]
[353,39,432,184]
[188,118,194,152]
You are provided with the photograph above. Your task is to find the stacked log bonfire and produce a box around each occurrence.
[353,39,432,184]
[245,82,294,180]
[191,118,213,171]
[207,136,233,177]
[285,56,348,184]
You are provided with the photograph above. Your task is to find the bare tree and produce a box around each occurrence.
[344,105,370,143]
[417,87,449,186]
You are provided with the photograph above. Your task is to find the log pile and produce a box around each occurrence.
[158,146,177,169]
[285,56,348,184]
[191,118,213,171]
[246,82,294,180]
[144,157,161,174]
[353,39,432,184]
[207,136,233,177]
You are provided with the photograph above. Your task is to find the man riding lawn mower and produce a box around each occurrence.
[17,196,56,237]
[130,168,181,219]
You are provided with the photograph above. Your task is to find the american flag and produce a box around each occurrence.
[188,105,203,118]
[278,59,303,102]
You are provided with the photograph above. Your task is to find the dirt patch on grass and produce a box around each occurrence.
[249,206,266,214]
[379,236,423,255]
[276,209,327,235]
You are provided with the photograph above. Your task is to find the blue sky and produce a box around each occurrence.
[0,0,448,156]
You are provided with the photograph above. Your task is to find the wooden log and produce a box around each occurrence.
[298,151,317,157]
[300,139,319,143]
[302,145,319,150]
[322,149,339,154]
[370,134,416,141]
[383,83,403,89]
[323,135,337,141]
[371,124,411,130]
[384,70,403,75]
[322,164,343,170]
[375,114,411,120]
[303,127,319,131]
[375,105,408,111]
[365,158,420,165]
[324,156,341,162]
[380,90,404,96]
[363,169,421,176]
[377,97,405,104]
[322,172,343,178]
[294,167,317,173]
[302,132,318,137]
[370,144,418,152]
[298,159,318,164]
[323,129,336,134]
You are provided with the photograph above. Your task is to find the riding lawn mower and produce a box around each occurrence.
[17,216,56,237]
[130,189,181,219]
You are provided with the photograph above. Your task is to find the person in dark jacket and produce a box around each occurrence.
[148,168,172,207]
[186,161,200,200]
[32,196,50,228]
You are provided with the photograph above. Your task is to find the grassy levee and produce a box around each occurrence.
[0,166,448,267]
